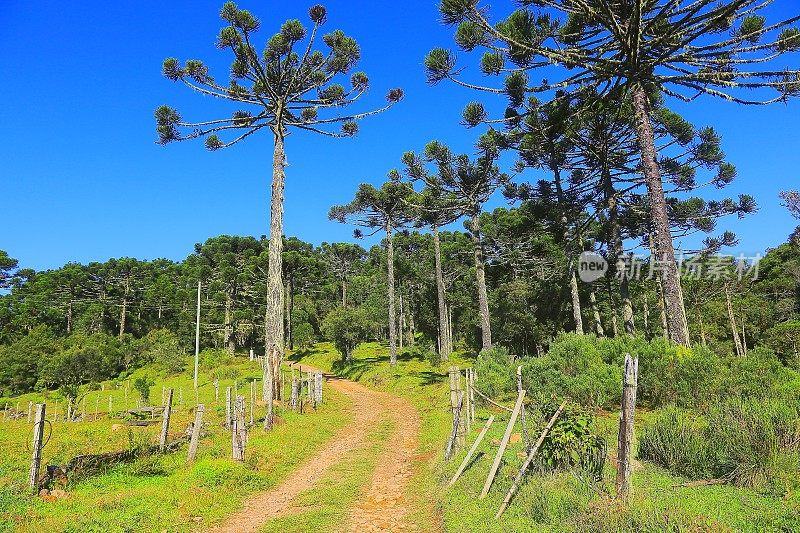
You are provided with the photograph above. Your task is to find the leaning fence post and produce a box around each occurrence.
[187,404,204,464]
[159,388,174,451]
[481,389,526,498]
[616,353,639,500]
[29,403,46,494]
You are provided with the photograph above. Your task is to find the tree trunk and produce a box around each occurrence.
[386,224,398,365]
[341,278,347,308]
[569,265,584,335]
[286,279,294,350]
[399,292,404,351]
[620,274,635,335]
[265,129,287,385]
[631,84,690,346]
[656,275,669,339]
[119,297,127,338]
[469,214,492,350]
[67,300,73,335]
[433,226,452,360]
[725,284,744,357]
[590,285,604,336]
[224,292,235,355]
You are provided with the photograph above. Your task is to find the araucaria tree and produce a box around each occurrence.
[329,178,414,365]
[403,139,509,350]
[155,2,402,368]
[427,0,800,346]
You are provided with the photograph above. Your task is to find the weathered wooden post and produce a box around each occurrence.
[249,348,254,362]
[469,368,476,423]
[517,366,529,447]
[249,381,255,426]
[616,354,639,500]
[124,387,128,411]
[159,388,174,452]
[27,401,33,423]
[225,386,232,429]
[53,399,59,422]
[463,369,471,434]
[231,396,247,461]
[448,367,465,448]
[187,404,204,464]
[481,389,526,498]
[315,373,323,405]
[29,404,46,494]
[290,377,299,412]
[449,415,495,486]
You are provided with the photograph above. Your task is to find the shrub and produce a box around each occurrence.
[639,400,800,488]
[136,329,185,374]
[133,376,154,406]
[522,335,620,408]
[764,320,800,368]
[534,400,606,480]
[473,345,516,398]
[199,348,231,370]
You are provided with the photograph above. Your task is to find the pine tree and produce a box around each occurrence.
[156,2,402,368]
[427,0,800,345]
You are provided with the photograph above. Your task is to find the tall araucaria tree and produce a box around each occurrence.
[427,0,800,346]
[155,2,403,368]
[329,177,415,365]
[403,138,509,350]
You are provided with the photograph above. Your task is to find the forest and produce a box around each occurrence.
[2,1,800,531]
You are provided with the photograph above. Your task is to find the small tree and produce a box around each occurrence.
[156,2,402,372]
[133,376,154,406]
[329,178,415,365]
[321,307,375,362]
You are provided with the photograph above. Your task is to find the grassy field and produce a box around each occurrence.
[293,341,800,533]
[0,357,353,532]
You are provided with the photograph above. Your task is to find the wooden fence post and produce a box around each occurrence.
[225,386,232,429]
[463,369,471,434]
[449,415,495,486]
[187,404,204,463]
[448,367,466,448]
[249,381,255,426]
[159,388,174,451]
[481,389,526,498]
[469,368,476,424]
[108,395,113,416]
[517,366,529,448]
[27,401,33,423]
[231,396,247,461]
[265,355,274,430]
[29,404,46,494]
[290,377,299,412]
[315,373,323,405]
[616,353,639,500]
[53,400,59,422]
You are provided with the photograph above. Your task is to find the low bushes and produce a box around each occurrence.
[639,400,800,489]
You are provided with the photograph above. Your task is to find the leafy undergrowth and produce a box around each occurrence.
[293,341,800,533]
[0,357,352,532]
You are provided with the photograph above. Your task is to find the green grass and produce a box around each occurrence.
[0,357,353,532]
[259,417,395,532]
[293,341,800,533]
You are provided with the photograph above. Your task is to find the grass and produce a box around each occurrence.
[0,357,353,532]
[292,341,800,533]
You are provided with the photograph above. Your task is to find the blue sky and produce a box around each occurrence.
[1,0,798,272]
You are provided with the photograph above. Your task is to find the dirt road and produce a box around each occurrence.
[208,370,426,532]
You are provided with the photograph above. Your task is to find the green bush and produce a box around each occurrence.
[293,322,316,350]
[133,376,154,406]
[473,345,516,398]
[199,348,232,370]
[534,400,606,480]
[522,334,620,408]
[764,320,800,368]
[136,329,185,374]
[639,400,800,488]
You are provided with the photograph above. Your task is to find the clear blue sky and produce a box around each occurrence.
[1,0,798,272]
